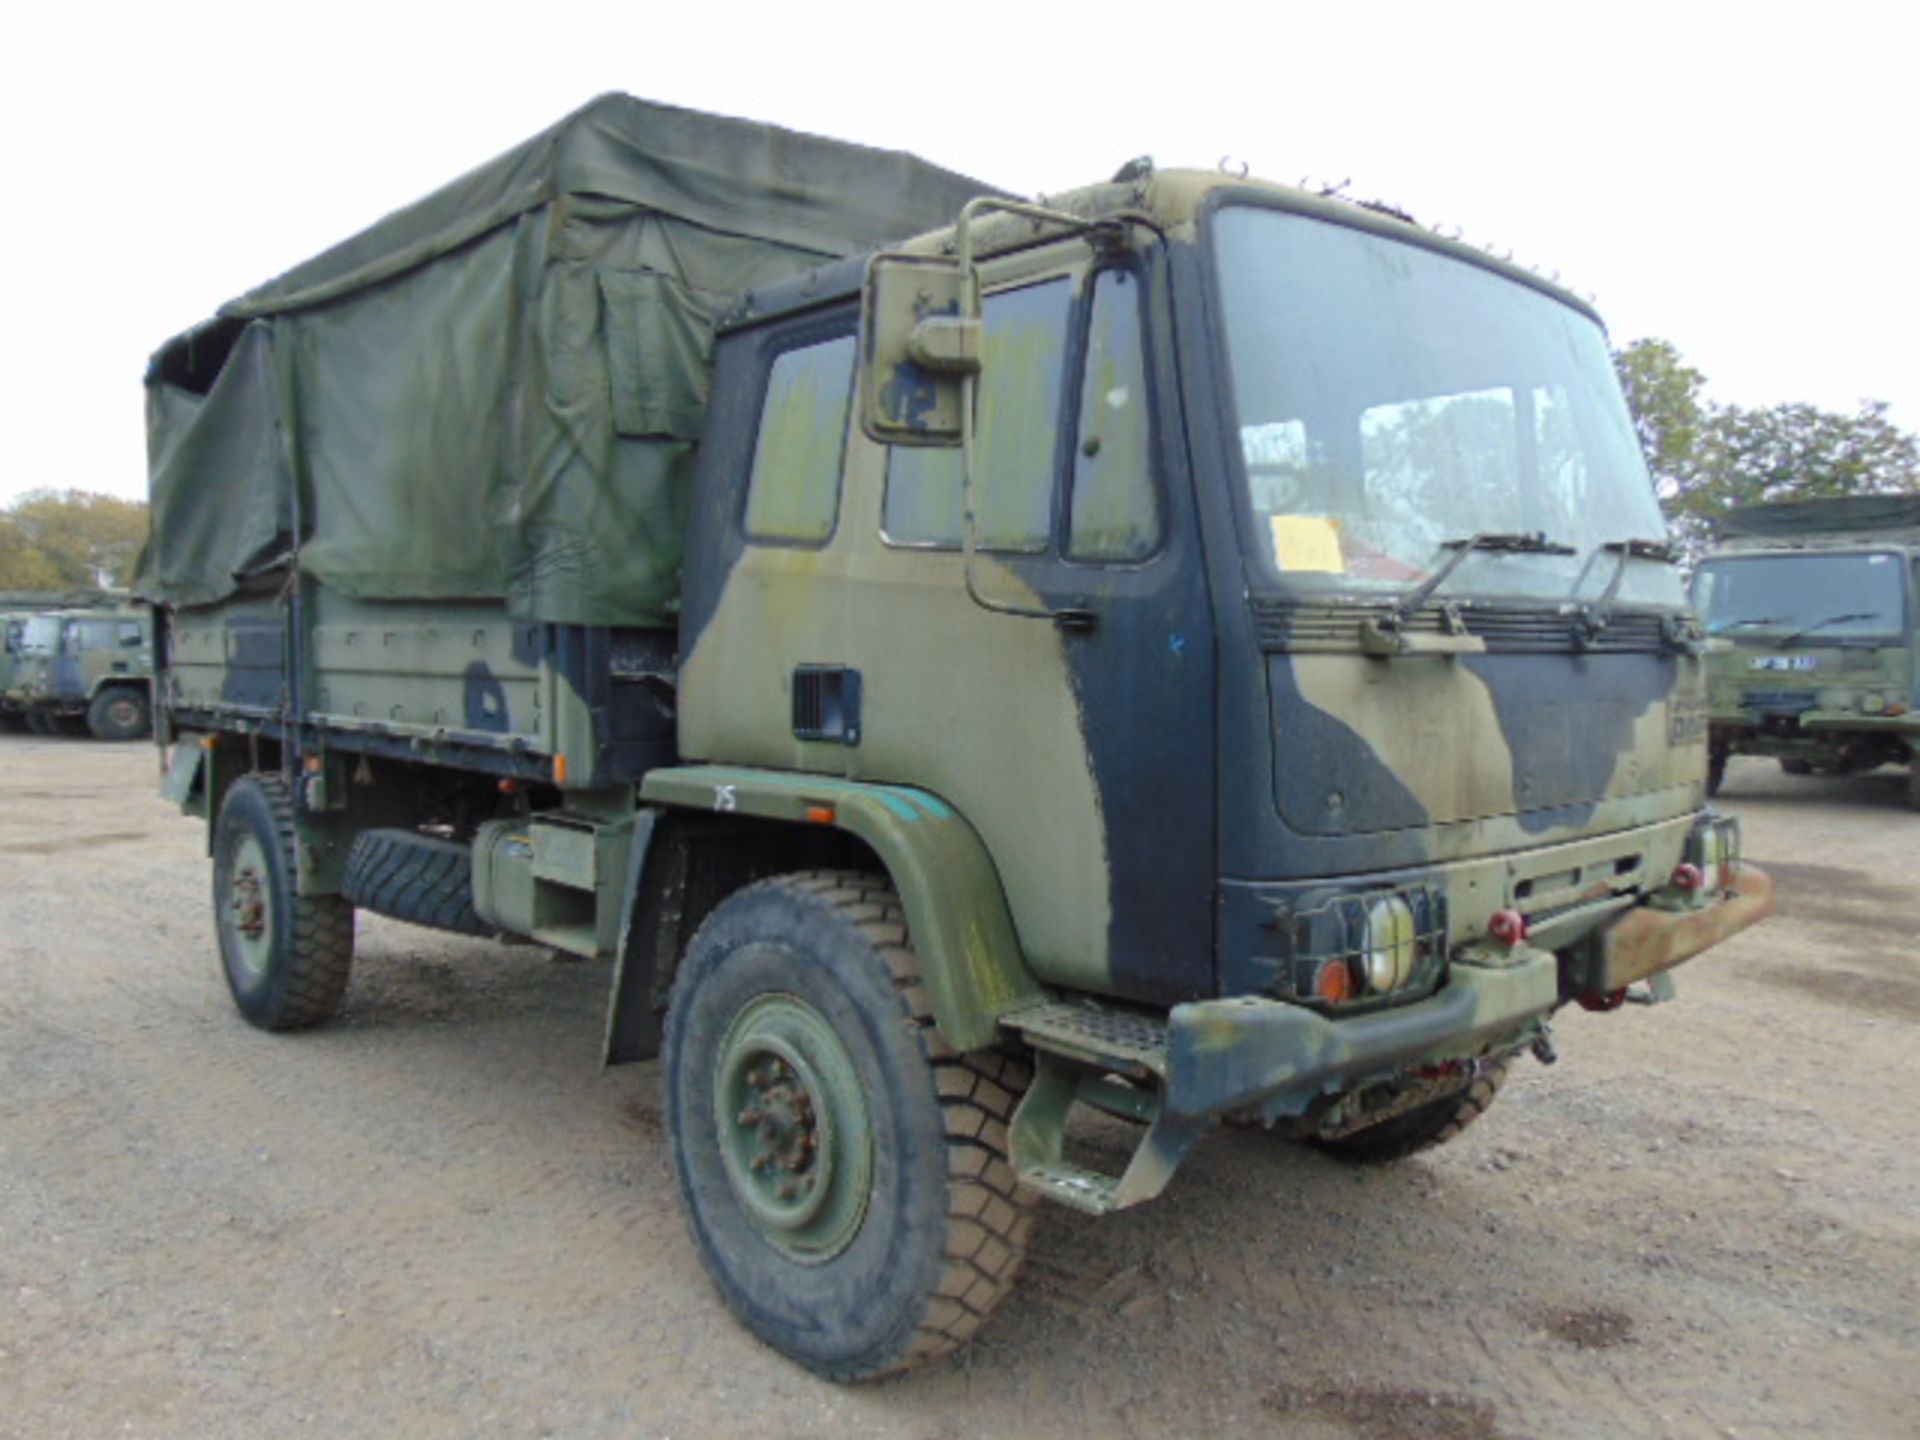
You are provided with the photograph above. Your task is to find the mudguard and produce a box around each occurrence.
[637,764,1044,1051]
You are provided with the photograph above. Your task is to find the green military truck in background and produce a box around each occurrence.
[1694,497,1920,807]
[141,94,1774,1380]
[0,596,154,738]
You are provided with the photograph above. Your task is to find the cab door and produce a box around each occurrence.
[851,249,1216,1006]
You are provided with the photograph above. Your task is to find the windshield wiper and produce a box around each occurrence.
[1577,537,1680,643]
[1711,616,1785,633]
[1380,531,1575,631]
[1776,611,1882,647]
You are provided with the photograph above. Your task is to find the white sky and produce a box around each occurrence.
[1,0,1913,507]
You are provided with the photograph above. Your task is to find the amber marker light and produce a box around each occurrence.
[1313,958,1354,1003]
[805,806,836,825]
[552,753,568,785]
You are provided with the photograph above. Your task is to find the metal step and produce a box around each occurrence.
[1000,1001,1169,1078]
[1016,1160,1123,1217]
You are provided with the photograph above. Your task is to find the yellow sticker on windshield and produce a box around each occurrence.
[1270,514,1345,574]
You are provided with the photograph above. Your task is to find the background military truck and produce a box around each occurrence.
[0,609,30,730]
[1693,497,1920,807]
[2,598,154,738]
[141,94,1774,1380]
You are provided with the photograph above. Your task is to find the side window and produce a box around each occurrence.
[1067,270,1160,561]
[884,278,1073,550]
[743,333,856,545]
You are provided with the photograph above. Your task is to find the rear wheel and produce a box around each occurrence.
[1779,757,1814,776]
[213,774,355,1030]
[86,687,150,741]
[1315,1059,1510,1163]
[664,871,1033,1380]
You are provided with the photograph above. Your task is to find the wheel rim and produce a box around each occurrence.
[712,991,872,1263]
[107,699,139,730]
[226,832,274,978]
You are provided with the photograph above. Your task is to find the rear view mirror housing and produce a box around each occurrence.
[858,254,978,448]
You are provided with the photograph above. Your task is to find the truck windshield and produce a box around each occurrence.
[1212,206,1679,609]
[1693,552,1908,641]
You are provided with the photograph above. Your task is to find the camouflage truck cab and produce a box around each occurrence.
[143,98,1772,1381]
[1693,497,1920,808]
[7,606,153,739]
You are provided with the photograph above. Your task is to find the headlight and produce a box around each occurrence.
[1362,894,1419,993]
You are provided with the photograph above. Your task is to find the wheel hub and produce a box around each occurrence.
[224,832,275,977]
[713,992,872,1263]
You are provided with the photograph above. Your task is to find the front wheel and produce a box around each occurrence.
[664,871,1033,1381]
[87,687,150,740]
[212,774,355,1030]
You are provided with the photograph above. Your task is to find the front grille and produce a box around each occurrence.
[1740,689,1818,714]
[1250,598,1672,654]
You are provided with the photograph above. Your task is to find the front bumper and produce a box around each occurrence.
[1164,862,1774,1122]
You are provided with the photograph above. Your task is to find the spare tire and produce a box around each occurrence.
[342,829,494,937]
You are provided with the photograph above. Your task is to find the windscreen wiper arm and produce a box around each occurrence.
[1380,531,1575,631]
[1776,611,1881,646]
[1578,537,1680,642]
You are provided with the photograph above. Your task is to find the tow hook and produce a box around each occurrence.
[1531,1029,1559,1067]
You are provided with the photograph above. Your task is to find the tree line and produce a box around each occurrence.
[1613,339,1918,546]
[0,490,148,593]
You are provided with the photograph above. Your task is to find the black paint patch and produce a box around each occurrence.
[1463,652,1674,834]
[1266,656,1429,837]
[462,661,511,733]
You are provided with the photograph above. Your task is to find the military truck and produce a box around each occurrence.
[1694,496,1920,806]
[0,610,30,730]
[141,94,1774,1380]
[8,605,155,738]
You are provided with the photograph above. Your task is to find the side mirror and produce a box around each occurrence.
[858,253,979,447]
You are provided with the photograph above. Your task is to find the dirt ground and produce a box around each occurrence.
[1,738,1915,1440]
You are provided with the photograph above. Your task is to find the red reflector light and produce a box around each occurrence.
[1488,909,1528,945]
[1671,863,1705,892]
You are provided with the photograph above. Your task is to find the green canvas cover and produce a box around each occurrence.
[139,94,1001,623]
[1721,496,1920,540]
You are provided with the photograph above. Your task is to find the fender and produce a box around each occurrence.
[620,764,1044,1055]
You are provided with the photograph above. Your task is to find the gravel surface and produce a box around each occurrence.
[1,739,1915,1439]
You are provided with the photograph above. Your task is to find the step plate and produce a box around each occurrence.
[1003,1003,1169,1077]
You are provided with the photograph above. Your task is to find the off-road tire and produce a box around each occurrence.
[1315,1059,1511,1163]
[86,687,150,741]
[342,829,493,936]
[213,774,355,1031]
[664,870,1034,1381]
[1779,757,1814,776]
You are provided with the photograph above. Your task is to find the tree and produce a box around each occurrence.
[1613,339,1919,547]
[0,490,149,591]
[1613,338,1707,503]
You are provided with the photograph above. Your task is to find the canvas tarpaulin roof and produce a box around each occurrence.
[139,93,1001,622]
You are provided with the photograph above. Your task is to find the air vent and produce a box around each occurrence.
[793,665,862,745]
